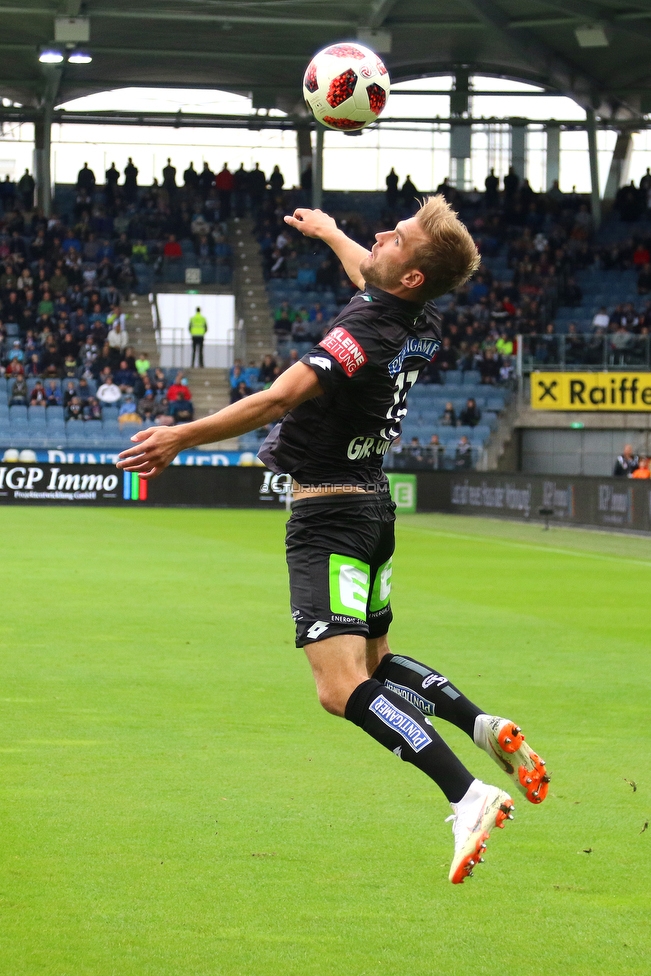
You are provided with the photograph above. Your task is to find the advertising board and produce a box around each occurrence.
[2,465,649,532]
[531,371,651,411]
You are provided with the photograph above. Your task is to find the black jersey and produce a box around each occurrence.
[258,284,442,488]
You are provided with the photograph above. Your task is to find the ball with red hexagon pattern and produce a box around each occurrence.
[303,42,390,131]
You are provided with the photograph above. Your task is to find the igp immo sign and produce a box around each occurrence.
[0,465,121,503]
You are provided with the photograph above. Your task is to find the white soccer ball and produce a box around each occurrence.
[303,42,390,132]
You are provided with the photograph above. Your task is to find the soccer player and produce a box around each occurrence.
[117,197,550,884]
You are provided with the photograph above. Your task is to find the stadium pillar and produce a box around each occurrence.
[450,126,471,189]
[35,64,61,216]
[510,120,527,179]
[450,71,471,190]
[296,126,312,187]
[545,124,560,189]
[312,124,324,210]
[586,109,602,228]
[34,103,53,216]
[603,131,633,202]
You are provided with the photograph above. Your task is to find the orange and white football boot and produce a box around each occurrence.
[474,714,550,804]
[446,779,514,884]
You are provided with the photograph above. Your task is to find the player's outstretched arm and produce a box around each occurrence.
[116,362,322,479]
[284,208,369,290]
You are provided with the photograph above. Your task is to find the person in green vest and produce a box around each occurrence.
[495,333,513,357]
[189,306,208,367]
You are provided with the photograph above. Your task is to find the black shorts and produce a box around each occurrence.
[285,493,396,647]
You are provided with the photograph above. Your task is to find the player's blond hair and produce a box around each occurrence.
[413,195,481,300]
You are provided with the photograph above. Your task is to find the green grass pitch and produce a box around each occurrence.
[1,507,650,976]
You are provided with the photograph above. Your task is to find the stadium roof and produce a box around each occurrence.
[3,1,651,118]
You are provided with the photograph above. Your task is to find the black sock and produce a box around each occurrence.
[372,654,483,740]
[345,679,474,803]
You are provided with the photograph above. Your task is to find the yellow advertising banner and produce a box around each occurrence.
[531,372,651,411]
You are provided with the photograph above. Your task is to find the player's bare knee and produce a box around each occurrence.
[316,684,345,717]
[316,675,367,717]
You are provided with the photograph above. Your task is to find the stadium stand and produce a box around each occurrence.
[237,173,651,462]
[0,161,244,454]
[4,159,651,466]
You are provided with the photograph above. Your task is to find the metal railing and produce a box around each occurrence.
[384,446,482,471]
[154,326,235,369]
[156,258,233,287]
[519,333,651,371]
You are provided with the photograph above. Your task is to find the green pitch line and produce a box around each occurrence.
[0,508,649,976]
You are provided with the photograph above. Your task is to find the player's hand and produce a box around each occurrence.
[116,425,183,479]
[284,208,337,240]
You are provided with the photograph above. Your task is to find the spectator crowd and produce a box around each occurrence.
[613,444,651,478]
[254,163,651,374]
[7,153,651,458]
[5,346,195,425]
[0,156,306,427]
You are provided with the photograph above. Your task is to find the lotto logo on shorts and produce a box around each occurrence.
[319,327,367,375]
[370,695,432,752]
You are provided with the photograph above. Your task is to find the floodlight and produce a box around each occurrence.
[68,50,92,64]
[39,48,64,64]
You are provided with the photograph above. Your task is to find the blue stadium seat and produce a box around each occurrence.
[119,421,143,438]
[47,406,65,423]
[25,434,52,448]
[27,408,47,426]
[486,395,506,410]
[66,424,101,446]
[413,408,440,422]
[9,405,28,424]
[239,432,263,451]
[437,429,461,444]
[463,370,480,385]
[442,372,463,387]
[407,385,432,399]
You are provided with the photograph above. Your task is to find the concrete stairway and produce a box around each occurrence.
[128,299,237,448]
[183,367,239,451]
[134,218,274,451]
[125,295,159,365]
[184,367,230,419]
[477,395,520,471]
[230,217,275,364]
